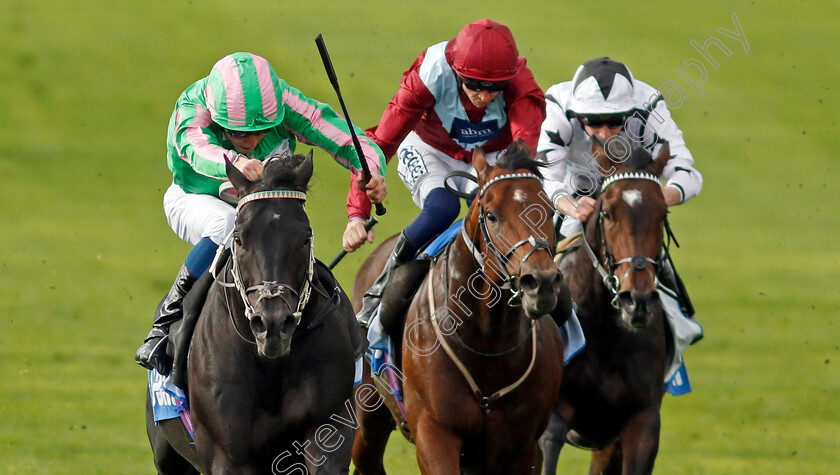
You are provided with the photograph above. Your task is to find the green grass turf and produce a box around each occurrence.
[1,0,838,472]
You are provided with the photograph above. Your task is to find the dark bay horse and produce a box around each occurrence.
[353,142,566,474]
[145,152,363,474]
[541,137,672,474]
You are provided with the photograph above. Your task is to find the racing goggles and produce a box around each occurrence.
[576,113,630,128]
[224,128,270,138]
[458,75,510,92]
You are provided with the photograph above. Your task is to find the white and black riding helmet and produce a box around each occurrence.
[569,57,636,117]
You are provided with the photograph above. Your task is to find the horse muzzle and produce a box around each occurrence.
[617,289,660,328]
[249,310,299,359]
[518,268,564,319]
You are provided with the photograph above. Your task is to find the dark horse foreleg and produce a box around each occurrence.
[589,409,660,475]
[539,410,566,475]
[352,365,394,475]
[351,404,393,475]
[589,442,622,475]
[617,409,661,475]
[302,422,356,475]
[351,410,392,475]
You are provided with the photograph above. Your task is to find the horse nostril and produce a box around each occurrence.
[280,314,298,333]
[618,291,635,311]
[519,274,538,292]
[250,315,267,335]
[619,290,658,315]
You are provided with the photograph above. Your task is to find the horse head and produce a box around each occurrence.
[468,139,563,319]
[586,135,669,327]
[225,151,314,358]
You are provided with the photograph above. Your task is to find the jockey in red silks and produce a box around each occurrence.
[346,19,546,328]
[136,52,387,373]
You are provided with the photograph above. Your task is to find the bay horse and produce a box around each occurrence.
[541,136,672,474]
[145,151,363,474]
[353,141,566,474]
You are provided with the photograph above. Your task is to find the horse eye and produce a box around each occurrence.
[600,210,611,221]
[233,232,243,246]
[486,212,498,223]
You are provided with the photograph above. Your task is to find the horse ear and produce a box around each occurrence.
[294,150,314,189]
[226,157,252,195]
[650,141,670,177]
[472,146,489,184]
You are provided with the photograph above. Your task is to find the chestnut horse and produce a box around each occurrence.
[353,142,565,474]
[145,152,362,473]
[541,137,672,474]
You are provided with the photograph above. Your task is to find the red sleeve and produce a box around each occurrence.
[504,59,546,155]
[346,173,371,221]
[347,52,438,220]
[365,52,436,159]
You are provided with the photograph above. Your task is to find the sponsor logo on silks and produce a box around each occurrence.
[397,146,428,187]
[450,118,501,145]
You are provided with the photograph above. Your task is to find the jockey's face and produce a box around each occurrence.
[578,113,628,141]
[224,130,266,155]
[584,123,623,140]
[461,83,500,109]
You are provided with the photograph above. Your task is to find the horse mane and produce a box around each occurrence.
[260,153,309,192]
[495,140,545,179]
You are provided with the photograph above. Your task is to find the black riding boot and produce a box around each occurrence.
[658,256,695,318]
[135,264,199,374]
[356,233,415,329]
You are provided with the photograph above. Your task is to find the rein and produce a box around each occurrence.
[210,189,314,339]
[581,171,663,308]
[427,260,538,414]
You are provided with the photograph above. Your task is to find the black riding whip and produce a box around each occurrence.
[315,33,386,217]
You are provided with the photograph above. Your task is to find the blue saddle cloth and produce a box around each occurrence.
[418,219,463,259]
[148,369,189,423]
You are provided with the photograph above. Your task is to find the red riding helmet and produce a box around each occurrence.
[448,19,520,82]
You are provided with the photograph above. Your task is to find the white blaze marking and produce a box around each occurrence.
[622,189,643,207]
[513,190,527,203]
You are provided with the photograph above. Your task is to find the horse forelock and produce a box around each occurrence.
[495,142,544,179]
[260,153,310,192]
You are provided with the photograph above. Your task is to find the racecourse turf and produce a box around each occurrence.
[1,0,838,473]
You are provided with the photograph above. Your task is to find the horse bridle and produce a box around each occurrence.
[580,171,664,308]
[211,189,314,328]
[459,172,554,306]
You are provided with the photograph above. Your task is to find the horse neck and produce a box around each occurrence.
[445,225,528,345]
